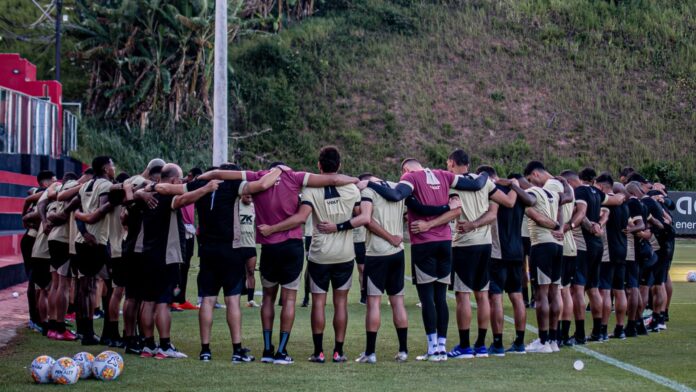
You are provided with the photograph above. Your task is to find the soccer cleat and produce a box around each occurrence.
[636,323,649,336]
[415,302,422,308]
[64,312,76,322]
[232,351,255,363]
[394,352,408,362]
[125,340,143,355]
[109,338,126,348]
[178,301,199,310]
[488,345,506,357]
[261,345,276,363]
[332,352,348,363]
[81,334,100,346]
[570,335,586,345]
[199,351,212,361]
[55,330,78,341]
[474,345,489,358]
[525,339,552,354]
[657,323,667,331]
[214,302,226,309]
[587,334,604,343]
[308,352,326,363]
[355,352,377,364]
[246,300,260,308]
[155,345,188,359]
[28,320,44,334]
[601,333,609,342]
[140,346,158,358]
[505,343,526,354]
[301,299,310,308]
[609,331,627,340]
[93,309,104,320]
[273,352,294,365]
[170,303,183,312]
[560,338,575,347]
[416,353,442,362]
[549,341,560,353]
[47,330,58,340]
[99,336,113,346]
[447,345,474,359]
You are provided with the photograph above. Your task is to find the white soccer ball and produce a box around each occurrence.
[573,359,585,371]
[73,352,95,379]
[686,271,696,282]
[51,357,80,385]
[92,350,123,381]
[30,355,55,384]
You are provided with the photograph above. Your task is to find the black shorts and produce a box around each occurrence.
[522,237,531,257]
[308,260,353,293]
[123,252,144,300]
[74,242,109,277]
[354,242,366,265]
[48,240,71,277]
[599,260,626,290]
[452,244,491,292]
[364,251,405,296]
[411,241,452,285]
[304,236,312,252]
[238,247,257,262]
[198,256,245,297]
[529,243,562,286]
[639,262,659,287]
[489,259,523,294]
[575,243,603,288]
[655,248,670,284]
[108,257,127,288]
[142,262,179,304]
[561,256,575,287]
[648,258,667,285]
[32,259,52,289]
[624,259,640,289]
[260,239,304,290]
[21,235,36,276]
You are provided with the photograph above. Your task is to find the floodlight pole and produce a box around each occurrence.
[212,0,228,166]
[54,0,62,81]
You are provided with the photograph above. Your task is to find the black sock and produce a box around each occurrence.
[626,320,635,330]
[201,343,210,353]
[459,329,470,348]
[263,329,272,351]
[57,321,66,333]
[247,290,254,302]
[614,324,624,334]
[549,329,557,342]
[160,337,171,350]
[312,333,323,356]
[145,337,156,350]
[600,324,608,336]
[334,341,344,356]
[47,319,56,331]
[360,288,366,299]
[592,318,602,335]
[575,320,585,339]
[85,318,95,336]
[474,328,487,348]
[233,342,242,353]
[67,303,75,313]
[493,334,503,349]
[396,328,408,353]
[539,330,549,344]
[278,331,290,354]
[365,331,377,355]
[515,330,525,346]
[561,320,571,340]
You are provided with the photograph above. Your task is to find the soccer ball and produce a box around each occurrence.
[92,350,123,381]
[51,357,80,385]
[73,352,95,379]
[30,355,55,384]
[687,271,696,282]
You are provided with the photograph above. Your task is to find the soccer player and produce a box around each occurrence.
[618,182,646,337]
[172,167,202,311]
[200,161,359,365]
[362,157,488,362]
[353,222,367,305]
[237,194,260,308]
[511,161,571,353]
[73,157,116,345]
[481,169,529,355]
[21,183,46,333]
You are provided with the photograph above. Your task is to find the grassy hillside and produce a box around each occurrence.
[3,0,695,187]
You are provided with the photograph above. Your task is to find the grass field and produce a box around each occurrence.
[1,240,695,391]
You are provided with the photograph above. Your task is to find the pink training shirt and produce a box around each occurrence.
[400,169,457,245]
[244,170,310,245]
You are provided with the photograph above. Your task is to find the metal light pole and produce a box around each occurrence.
[54,0,62,81]
[212,0,228,166]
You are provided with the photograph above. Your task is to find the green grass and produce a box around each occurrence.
[2,240,696,391]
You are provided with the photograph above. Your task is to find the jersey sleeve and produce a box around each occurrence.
[360,188,375,203]
[294,171,311,187]
[574,186,590,206]
[398,172,415,189]
[300,188,314,209]
[627,199,643,220]
[185,179,206,192]
[96,179,113,197]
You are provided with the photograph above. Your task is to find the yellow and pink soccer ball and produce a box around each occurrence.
[50,356,80,385]
[73,352,95,379]
[30,355,55,384]
[92,350,123,381]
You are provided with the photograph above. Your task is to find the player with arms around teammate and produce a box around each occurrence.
[236,194,260,308]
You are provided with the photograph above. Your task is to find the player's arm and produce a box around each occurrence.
[366,218,403,247]
[22,191,43,215]
[489,188,515,208]
[154,183,186,195]
[37,198,51,227]
[599,207,610,227]
[22,209,40,229]
[259,204,312,237]
[509,183,536,207]
[46,184,59,201]
[410,203,461,234]
[57,184,82,201]
[405,195,459,216]
[525,208,560,230]
[602,192,625,206]
[458,202,500,234]
[316,200,373,234]
[197,169,244,181]
[452,172,489,191]
[74,201,113,224]
[625,216,645,234]
[366,181,413,202]
[563,202,587,233]
[172,181,219,209]
[305,173,359,187]
[241,167,283,195]
[134,188,159,209]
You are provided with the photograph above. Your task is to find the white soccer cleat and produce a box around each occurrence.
[525,339,552,354]
[549,341,560,353]
[155,345,188,359]
[394,351,408,362]
[355,352,377,364]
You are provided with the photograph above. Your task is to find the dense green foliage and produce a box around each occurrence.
[2,0,694,187]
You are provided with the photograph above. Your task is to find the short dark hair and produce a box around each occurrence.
[508,173,523,180]
[523,161,546,177]
[37,170,54,183]
[476,165,496,177]
[115,172,130,183]
[92,156,112,176]
[220,163,240,171]
[189,167,203,177]
[400,158,419,169]
[268,161,286,170]
[448,149,469,166]
[595,173,614,185]
[149,165,162,176]
[578,167,597,182]
[62,172,78,182]
[620,166,635,178]
[161,166,180,180]
[626,172,648,184]
[205,166,218,172]
[358,172,373,181]
[560,169,578,179]
[83,168,94,176]
[319,146,341,173]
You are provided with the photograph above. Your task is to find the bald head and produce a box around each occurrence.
[146,158,166,173]
[401,158,423,174]
[612,182,626,195]
[160,163,183,184]
[626,181,643,198]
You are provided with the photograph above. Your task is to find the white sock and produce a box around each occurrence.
[437,336,447,353]
[427,333,438,355]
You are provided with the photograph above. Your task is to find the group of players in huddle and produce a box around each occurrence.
[20,145,676,364]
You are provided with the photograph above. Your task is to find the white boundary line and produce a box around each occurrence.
[404,276,695,392]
